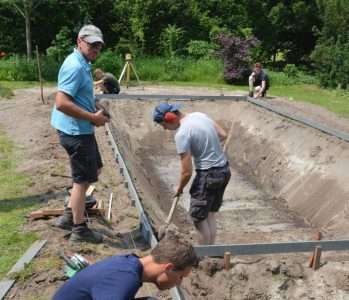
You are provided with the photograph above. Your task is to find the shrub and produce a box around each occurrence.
[93,50,123,77]
[187,40,216,59]
[0,56,36,81]
[283,64,299,78]
[311,39,349,89]
[160,25,184,58]
[215,33,259,83]
[46,27,74,64]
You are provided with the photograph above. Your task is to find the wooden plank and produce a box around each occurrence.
[29,208,105,220]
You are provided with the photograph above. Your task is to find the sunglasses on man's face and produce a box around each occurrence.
[82,39,103,50]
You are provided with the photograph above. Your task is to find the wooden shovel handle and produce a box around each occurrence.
[165,195,181,224]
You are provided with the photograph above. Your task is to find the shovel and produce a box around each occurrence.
[158,195,181,240]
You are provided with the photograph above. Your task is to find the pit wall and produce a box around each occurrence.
[226,102,349,237]
[108,99,349,237]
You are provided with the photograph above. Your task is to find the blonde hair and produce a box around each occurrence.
[94,68,104,80]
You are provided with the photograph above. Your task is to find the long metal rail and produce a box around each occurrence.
[97,93,349,143]
[96,93,245,101]
[105,123,185,300]
[247,97,349,143]
[195,240,349,257]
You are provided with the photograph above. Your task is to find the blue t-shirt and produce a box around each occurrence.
[51,49,96,135]
[53,254,143,300]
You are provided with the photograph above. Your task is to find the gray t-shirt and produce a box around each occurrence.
[175,112,227,170]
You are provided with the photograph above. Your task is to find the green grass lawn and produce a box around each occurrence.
[0,132,38,278]
[270,84,349,118]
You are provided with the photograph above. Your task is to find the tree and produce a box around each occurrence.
[245,0,320,66]
[311,0,349,88]
[1,0,43,59]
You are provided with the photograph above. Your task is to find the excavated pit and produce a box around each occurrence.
[101,95,349,299]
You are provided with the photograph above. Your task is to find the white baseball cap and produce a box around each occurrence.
[78,24,104,44]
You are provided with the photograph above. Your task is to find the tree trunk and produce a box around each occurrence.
[25,1,32,60]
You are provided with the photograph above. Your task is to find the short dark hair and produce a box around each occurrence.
[151,234,198,270]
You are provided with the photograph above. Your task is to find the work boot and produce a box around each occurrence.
[248,91,253,97]
[55,207,73,231]
[70,223,103,244]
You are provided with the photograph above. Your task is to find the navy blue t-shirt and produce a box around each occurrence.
[53,254,143,300]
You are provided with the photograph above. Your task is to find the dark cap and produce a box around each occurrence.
[153,103,181,123]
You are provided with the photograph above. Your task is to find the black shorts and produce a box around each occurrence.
[58,131,103,184]
[189,163,231,224]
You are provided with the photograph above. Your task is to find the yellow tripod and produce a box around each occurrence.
[118,53,141,88]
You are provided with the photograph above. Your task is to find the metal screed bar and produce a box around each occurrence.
[105,123,185,300]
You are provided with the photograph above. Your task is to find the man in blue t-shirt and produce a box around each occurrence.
[51,24,110,243]
[153,103,231,245]
[53,235,198,300]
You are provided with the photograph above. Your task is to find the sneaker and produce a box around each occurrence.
[70,224,103,244]
[248,91,253,97]
[55,207,73,231]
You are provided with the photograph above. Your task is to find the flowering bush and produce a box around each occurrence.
[216,33,259,83]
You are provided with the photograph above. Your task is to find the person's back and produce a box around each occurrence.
[103,72,120,94]
[53,235,198,300]
[53,255,143,300]
[175,112,226,170]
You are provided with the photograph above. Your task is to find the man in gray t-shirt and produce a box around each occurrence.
[153,103,231,245]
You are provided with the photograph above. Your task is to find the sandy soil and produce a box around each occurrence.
[1,85,349,299]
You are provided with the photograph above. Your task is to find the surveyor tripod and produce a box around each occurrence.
[118,53,141,88]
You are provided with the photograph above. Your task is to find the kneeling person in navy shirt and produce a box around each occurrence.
[53,235,198,300]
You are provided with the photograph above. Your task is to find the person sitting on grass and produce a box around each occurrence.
[94,68,120,94]
[53,234,198,300]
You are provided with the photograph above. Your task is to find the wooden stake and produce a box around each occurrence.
[107,193,113,221]
[86,185,96,197]
[309,231,322,268]
[312,246,322,270]
[224,252,231,270]
[35,45,45,104]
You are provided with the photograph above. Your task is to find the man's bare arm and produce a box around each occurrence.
[55,91,108,126]
[213,121,228,142]
[175,152,193,196]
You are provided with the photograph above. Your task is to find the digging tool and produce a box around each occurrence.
[158,195,181,240]
[223,121,234,153]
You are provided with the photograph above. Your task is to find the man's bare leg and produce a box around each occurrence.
[195,219,212,245]
[68,182,89,224]
[207,212,217,244]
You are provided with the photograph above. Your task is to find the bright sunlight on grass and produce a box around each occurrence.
[0,132,38,278]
